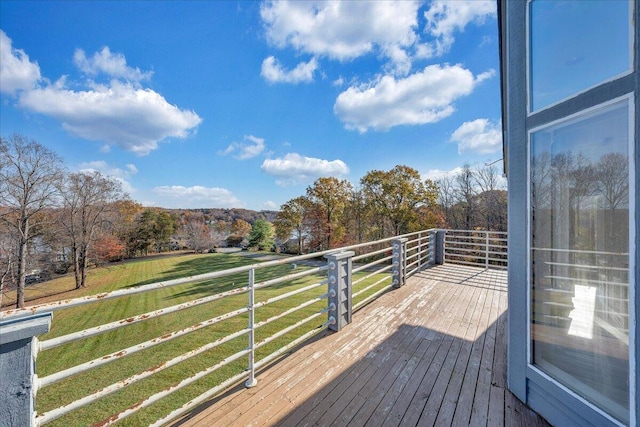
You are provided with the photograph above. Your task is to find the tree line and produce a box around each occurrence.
[273,163,507,255]
[0,134,507,308]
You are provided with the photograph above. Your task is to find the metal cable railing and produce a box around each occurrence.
[443,229,508,269]
[0,229,440,426]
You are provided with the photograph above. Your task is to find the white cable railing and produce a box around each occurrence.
[443,229,508,269]
[0,229,442,427]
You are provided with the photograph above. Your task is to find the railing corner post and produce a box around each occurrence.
[435,230,446,265]
[325,251,355,332]
[392,238,408,288]
[0,312,52,427]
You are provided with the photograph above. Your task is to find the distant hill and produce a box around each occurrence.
[167,208,278,224]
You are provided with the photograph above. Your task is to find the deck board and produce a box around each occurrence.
[170,264,549,427]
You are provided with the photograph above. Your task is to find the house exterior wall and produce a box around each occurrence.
[501,1,638,426]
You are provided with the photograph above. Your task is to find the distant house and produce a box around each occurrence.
[499,1,637,426]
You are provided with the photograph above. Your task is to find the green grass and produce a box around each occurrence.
[32,252,392,426]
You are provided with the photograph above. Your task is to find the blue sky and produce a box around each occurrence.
[0,1,502,210]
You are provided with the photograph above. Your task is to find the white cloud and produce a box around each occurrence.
[382,44,413,76]
[424,0,496,57]
[221,135,266,160]
[423,164,506,190]
[422,167,464,182]
[1,40,201,155]
[334,64,492,132]
[450,118,502,154]
[261,152,349,186]
[261,1,421,75]
[475,69,496,83]
[152,185,243,209]
[262,200,278,210]
[0,30,41,95]
[19,80,202,155]
[261,56,318,84]
[73,47,153,82]
[77,160,138,194]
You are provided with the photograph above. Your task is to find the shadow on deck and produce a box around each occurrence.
[170,264,549,427]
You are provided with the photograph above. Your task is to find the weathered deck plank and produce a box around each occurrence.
[170,265,549,427]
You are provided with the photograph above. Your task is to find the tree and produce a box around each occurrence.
[361,165,437,236]
[306,177,353,249]
[58,171,126,289]
[360,169,390,239]
[413,179,445,230]
[0,218,16,308]
[0,135,64,308]
[343,188,369,244]
[185,217,213,253]
[227,218,252,247]
[436,175,456,228]
[454,164,476,230]
[209,220,229,247]
[92,234,126,263]
[274,196,310,254]
[129,209,176,255]
[475,164,507,231]
[248,219,275,251]
[596,153,629,249]
[113,199,144,258]
[230,219,252,238]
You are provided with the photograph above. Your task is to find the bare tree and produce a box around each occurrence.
[437,175,457,228]
[185,217,213,253]
[0,135,64,308]
[596,153,629,250]
[0,219,16,307]
[209,220,229,248]
[455,165,476,230]
[475,164,507,231]
[58,171,125,289]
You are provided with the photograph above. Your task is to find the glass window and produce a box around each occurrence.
[529,0,631,112]
[530,99,630,424]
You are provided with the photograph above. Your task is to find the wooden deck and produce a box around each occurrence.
[170,264,549,427]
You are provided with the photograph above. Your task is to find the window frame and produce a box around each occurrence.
[526,92,636,427]
[525,0,635,116]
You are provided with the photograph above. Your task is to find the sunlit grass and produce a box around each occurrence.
[30,252,391,426]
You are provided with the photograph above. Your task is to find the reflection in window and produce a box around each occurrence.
[529,0,631,111]
[530,100,630,423]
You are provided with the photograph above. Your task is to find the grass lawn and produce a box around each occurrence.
[22,251,392,426]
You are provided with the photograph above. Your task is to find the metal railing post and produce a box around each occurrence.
[485,231,490,269]
[392,238,408,287]
[429,230,436,266]
[417,232,423,271]
[435,230,446,265]
[325,251,354,332]
[0,312,52,427]
[245,268,257,388]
